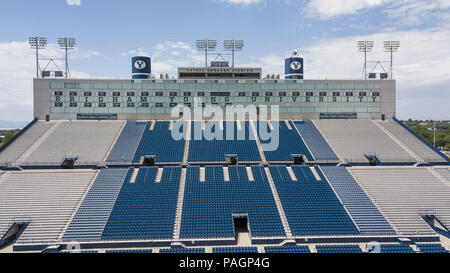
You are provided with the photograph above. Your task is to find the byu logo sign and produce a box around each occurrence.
[290,61,302,70]
[134,60,146,70]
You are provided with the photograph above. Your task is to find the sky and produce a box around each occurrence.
[0,0,449,122]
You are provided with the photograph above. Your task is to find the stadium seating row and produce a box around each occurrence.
[1,119,447,167]
[349,167,450,235]
[1,166,449,249]
[180,166,286,238]
[0,170,96,245]
[54,243,445,253]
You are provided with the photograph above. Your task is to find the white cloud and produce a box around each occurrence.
[66,0,81,6]
[219,0,263,5]
[0,41,94,121]
[121,47,150,57]
[301,27,450,119]
[304,0,450,23]
[122,41,204,76]
[304,0,389,19]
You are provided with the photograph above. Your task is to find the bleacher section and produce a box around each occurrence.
[212,247,258,253]
[101,167,181,240]
[416,244,448,253]
[133,121,186,163]
[160,248,205,253]
[188,121,260,162]
[0,170,96,245]
[63,168,129,241]
[377,120,448,163]
[436,168,450,181]
[313,120,415,163]
[22,121,124,166]
[258,121,313,162]
[264,245,310,253]
[349,168,450,235]
[0,121,53,166]
[107,121,147,163]
[378,244,415,253]
[269,166,359,236]
[293,120,338,161]
[316,245,363,253]
[320,166,395,234]
[180,166,285,239]
[1,118,450,253]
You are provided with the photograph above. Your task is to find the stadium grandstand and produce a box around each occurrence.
[0,51,449,254]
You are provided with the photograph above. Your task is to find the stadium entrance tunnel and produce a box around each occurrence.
[422,215,450,238]
[292,154,305,165]
[143,155,156,166]
[233,215,250,243]
[0,222,29,250]
[226,154,238,166]
[365,154,380,166]
[61,155,78,169]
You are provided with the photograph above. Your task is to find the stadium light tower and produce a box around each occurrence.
[384,41,400,79]
[196,39,217,67]
[358,40,374,79]
[58,37,76,78]
[223,40,244,67]
[29,37,47,78]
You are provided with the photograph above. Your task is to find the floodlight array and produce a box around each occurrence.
[384,40,400,52]
[223,40,244,51]
[196,39,217,50]
[28,37,47,49]
[58,37,77,49]
[357,40,374,52]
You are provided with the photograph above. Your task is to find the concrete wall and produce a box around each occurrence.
[33,78,396,121]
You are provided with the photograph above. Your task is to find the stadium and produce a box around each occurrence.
[0,47,449,255]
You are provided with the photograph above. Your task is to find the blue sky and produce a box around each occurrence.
[0,0,449,122]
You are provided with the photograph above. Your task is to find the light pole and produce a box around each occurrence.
[58,37,76,78]
[196,39,217,67]
[358,41,374,80]
[223,40,244,67]
[28,37,47,78]
[384,41,400,79]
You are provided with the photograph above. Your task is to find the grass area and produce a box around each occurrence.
[401,120,450,151]
[0,129,20,148]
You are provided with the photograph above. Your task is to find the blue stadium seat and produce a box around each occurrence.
[63,168,130,241]
[264,245,310,253]
[269,165,359,236]
[316,245,363,253]
[133,121,186,163]
[107,121,147,162]
[293,120,338,161]
[378,244,415,253]
[417,244,448,253]
[101,167,181,239]
[258,121,313,162]
[106,249,153,253]
[180,166,285,238]
[188,121,261,162]
[212,247,258,253]
[320,166,395,234]
[160,248,205,253]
